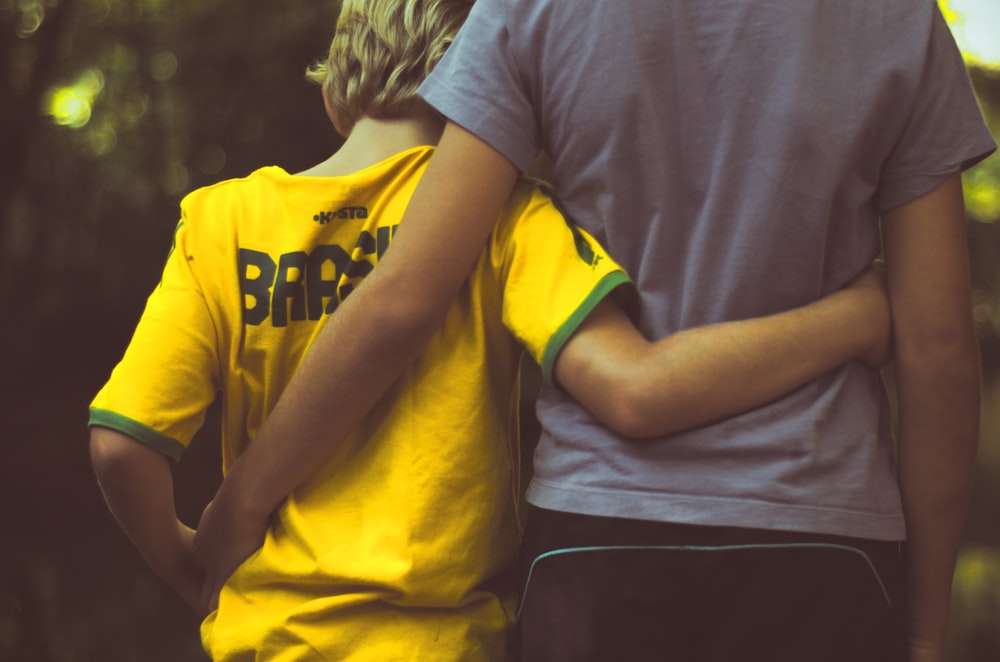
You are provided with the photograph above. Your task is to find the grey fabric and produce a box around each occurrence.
[419,0,996,539]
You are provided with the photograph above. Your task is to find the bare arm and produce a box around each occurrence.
[194,122,520,604]
[90,427,205,615]
[555,267,890,438]
[881,173,979,662]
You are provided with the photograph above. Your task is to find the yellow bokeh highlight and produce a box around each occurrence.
[964,166,1000,222]
[940,0,1000,70]
[953,546,1000,609]
[46,68,105,129]
[16,0,46,38]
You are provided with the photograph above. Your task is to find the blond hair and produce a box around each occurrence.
[307,0,473,134]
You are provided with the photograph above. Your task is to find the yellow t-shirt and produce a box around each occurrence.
[90,146,630,661]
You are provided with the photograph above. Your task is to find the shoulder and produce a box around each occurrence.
[492,178,612,272]
[180,166,287,214]
[491,178,557,238]
[177,166,293,248]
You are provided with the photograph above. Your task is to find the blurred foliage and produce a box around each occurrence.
[940,0,1000,73]
[950,543,1000,661]
[1,1,343,659]
[0,1,997,660]
[1,0,344,353]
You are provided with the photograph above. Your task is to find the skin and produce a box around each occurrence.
[881,173,979,662]
[90,426,206,616]
[555,267,890,440]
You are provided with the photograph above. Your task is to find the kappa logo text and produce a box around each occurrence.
[313,206,369,224]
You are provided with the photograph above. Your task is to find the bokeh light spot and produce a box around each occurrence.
[195,143,227,175]
[16,0,45,38]
[941,0,1000,70]
[149,51,178,83]
[45,68,105,129]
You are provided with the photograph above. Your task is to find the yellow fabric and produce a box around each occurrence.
[90,146,630,661]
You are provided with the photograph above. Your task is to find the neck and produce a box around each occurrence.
[297,114,444,177]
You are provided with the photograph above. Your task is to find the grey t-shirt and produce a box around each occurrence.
[420,0,996,540]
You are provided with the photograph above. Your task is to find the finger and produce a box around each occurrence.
[208,584,221,612]
[201,576,215,614]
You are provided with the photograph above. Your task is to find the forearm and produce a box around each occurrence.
[89,428,199,593]
[558,279,883,439]
[215,271,452,518]
[896,340,979,649]
[881,173,979,655]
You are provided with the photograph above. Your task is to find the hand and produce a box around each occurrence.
[194,496,270,612]
[147,521,207,617]
[167,522,208,616]
[845,262,892,368]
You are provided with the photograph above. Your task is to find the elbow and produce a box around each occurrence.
[574,352,687,440]
[893,325,981,412]
[893,305,977,357]
[597,380,673,441]
[894,323,980,373]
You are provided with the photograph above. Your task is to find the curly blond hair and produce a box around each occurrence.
[307,0,473,134]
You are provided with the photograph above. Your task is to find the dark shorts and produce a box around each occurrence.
[519,506,907,662]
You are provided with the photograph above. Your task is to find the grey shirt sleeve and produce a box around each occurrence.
[877,4,996,211]
[418,0,541,172]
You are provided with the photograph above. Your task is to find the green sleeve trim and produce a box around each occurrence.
[539,270,634,385]
[88,409,186,462]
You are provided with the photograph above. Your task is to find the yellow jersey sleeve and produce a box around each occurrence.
[88,215,220,460]
[492,183,634,384]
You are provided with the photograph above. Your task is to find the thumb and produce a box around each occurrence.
[201,576,220,614]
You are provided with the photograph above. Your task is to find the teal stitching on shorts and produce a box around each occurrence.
[518,543,892,619]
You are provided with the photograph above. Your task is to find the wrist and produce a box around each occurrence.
[843,283,890,367]
[812,289,872,357]
[213,458,277,522]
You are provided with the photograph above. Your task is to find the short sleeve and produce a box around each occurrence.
[418,0,540,172]
[877,6,996,211]
[89,216,220,460]
[492,183,634,384]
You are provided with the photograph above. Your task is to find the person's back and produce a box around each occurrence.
[424,0,990,537]
[168,154,520,658]
[92,126,641,658]
[416,0,995,659]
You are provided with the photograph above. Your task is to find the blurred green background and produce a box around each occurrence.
[1,1,998,659]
